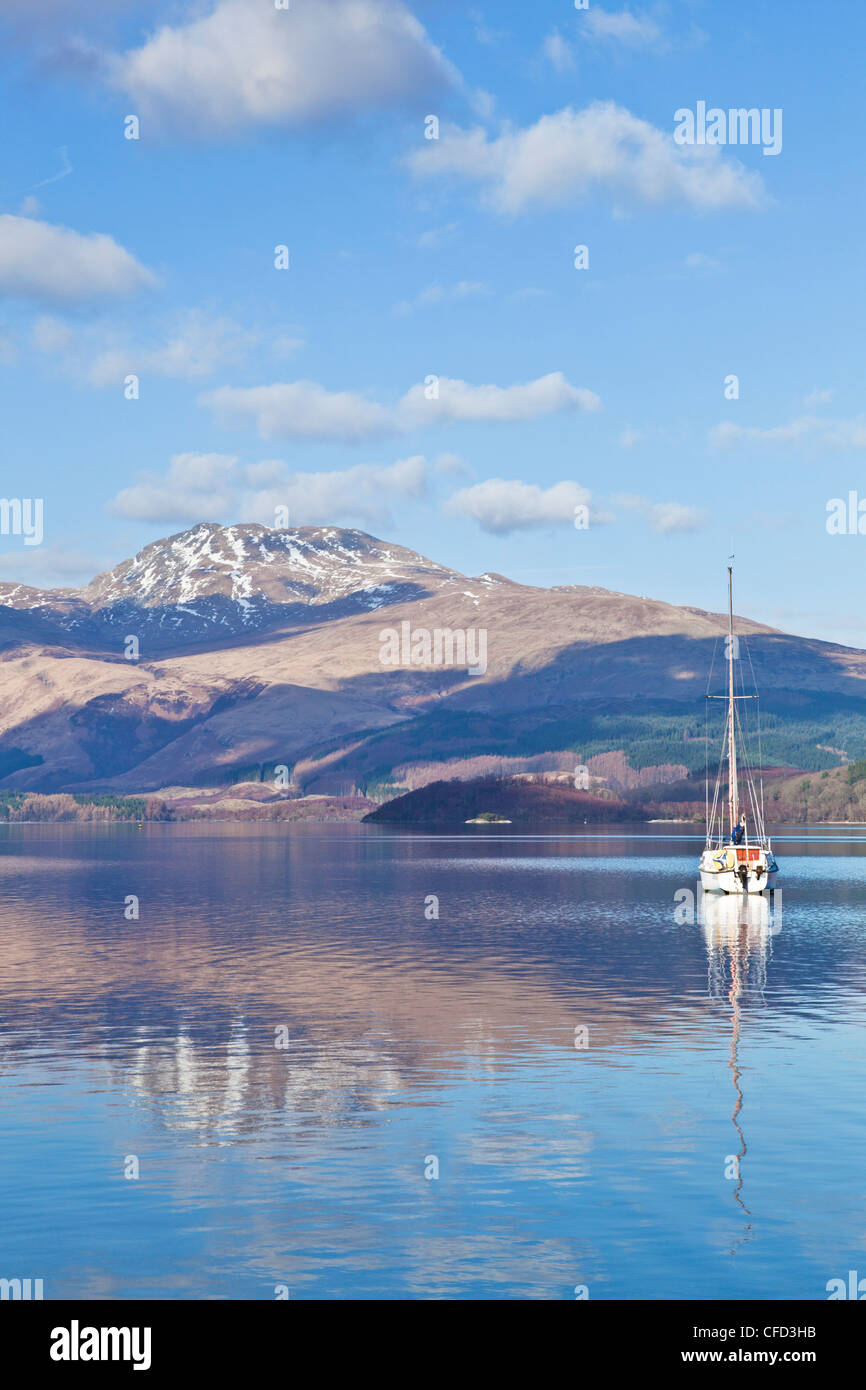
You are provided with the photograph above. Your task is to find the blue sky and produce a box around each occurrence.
[0,0,864,644]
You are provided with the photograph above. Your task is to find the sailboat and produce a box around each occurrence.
[699,565,779,895]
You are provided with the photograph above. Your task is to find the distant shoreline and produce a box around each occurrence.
[4,779,866,827]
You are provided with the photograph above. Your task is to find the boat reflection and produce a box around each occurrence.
[702,890,779,1002]
[701,891,779,1250]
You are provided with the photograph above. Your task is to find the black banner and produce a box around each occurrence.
[3,1299,860,1375]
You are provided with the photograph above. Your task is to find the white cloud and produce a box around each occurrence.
[614,493,706,533]
[400,371,601,424]
[107,453,239,523]
[241,455,428,527]
[200,380,392,442]
[583,8,663,47]
[0,214,155,304]
[542,30,575,72]
[200,370,598,439]
[407,102,764,213]
[710,417,818,448]
[33,309,256,385]
[106,449,429,528]
[93,313,254,385]
[710,415,866,450]
[445,478,599,535]
[109,0,457,136]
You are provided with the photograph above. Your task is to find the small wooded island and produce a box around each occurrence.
[363,776,645,827]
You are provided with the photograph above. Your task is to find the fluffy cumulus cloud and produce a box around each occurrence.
[107,453,239,523]
[445,479,597,535]
[106,452,429,527]
[200,371,599,440]
[0,214,155,304]
[104,450,702,538]
[241,455,428,527]
[200,380,392,443]
[108,0,457,136]
[400,371,600,424]
[407,102,764,213]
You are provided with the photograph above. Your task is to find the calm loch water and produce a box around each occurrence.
[0,822,864,1300]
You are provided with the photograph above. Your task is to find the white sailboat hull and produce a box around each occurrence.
[700,866,778,895]
[699,848,778,895]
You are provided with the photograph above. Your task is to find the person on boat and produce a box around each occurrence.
[731,815,746,846]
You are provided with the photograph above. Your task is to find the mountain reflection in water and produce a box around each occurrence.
[0,823,864,1300]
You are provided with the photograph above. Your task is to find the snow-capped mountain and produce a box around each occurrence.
[1,522,865,798]
[0,523,467,645]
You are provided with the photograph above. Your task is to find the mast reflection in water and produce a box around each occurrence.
[702,892,779,1253]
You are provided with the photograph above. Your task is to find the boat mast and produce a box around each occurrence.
[727,563,739,838]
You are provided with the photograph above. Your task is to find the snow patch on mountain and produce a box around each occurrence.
[0,523,471,645]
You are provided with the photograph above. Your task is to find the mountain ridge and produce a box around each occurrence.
[0,521,785,646]
[1,522,864,799]
[0,522,477,647]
